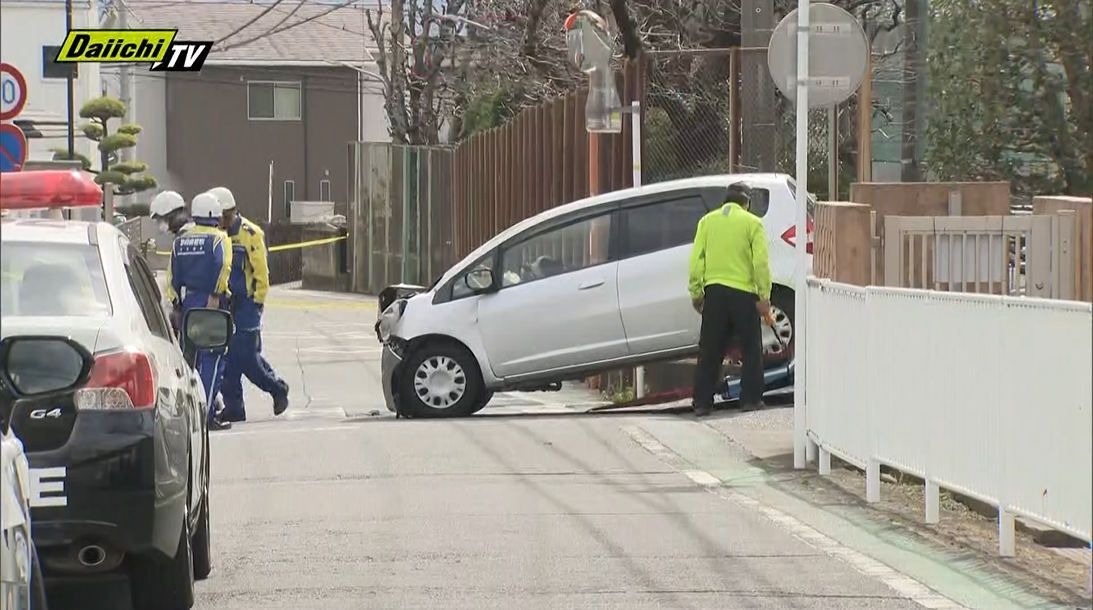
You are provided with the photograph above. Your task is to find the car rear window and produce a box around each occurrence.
[0,242,113,317]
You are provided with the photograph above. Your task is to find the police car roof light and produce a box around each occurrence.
[0,170,104,211]
[76,349,157,410]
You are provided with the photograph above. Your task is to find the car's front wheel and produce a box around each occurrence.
[400,343,485,418]
[191,440,212,581]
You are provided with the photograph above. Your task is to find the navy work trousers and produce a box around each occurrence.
[220,328,285,420]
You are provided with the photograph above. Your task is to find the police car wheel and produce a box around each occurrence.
[130,504,195,610]
[400,343,484,418]
[31,544,47,610]
[192,444,212,581]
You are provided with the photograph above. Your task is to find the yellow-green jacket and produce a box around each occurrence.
[688,202,772,301]
[226,215,271,331]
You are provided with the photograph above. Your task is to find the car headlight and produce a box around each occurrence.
[376,300,407,343]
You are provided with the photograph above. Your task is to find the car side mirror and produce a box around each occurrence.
[181,308,234,367]
[0,336,94,433]
[464,268,495,293]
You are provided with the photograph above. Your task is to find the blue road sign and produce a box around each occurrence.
[0,122,28,172]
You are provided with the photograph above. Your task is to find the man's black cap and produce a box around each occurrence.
[724,182,753,206]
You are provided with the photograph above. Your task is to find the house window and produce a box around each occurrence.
[42,46,77,80]
[248,81,302,120]
[283,180,295,218]
[320,179,331,201]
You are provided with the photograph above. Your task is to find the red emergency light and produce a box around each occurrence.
[0,170,103,211]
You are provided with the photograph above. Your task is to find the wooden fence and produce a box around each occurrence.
[349,64,639,293]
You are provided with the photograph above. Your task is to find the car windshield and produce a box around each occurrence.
[0,242,112,318]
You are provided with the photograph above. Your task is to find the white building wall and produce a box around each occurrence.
[0,0,101,163]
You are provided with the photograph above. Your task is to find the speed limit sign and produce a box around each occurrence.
[0,63,29,121]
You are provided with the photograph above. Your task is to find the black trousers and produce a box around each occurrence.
[693,284,764,408]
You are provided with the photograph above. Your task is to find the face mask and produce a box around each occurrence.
[157,220,170,234]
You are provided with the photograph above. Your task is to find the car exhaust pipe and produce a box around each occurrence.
[77,545,107,568]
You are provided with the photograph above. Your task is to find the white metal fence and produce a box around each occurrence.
[805,277,1093,554]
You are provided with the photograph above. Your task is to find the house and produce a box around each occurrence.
[102,0,388,222]
[0,0,101,163]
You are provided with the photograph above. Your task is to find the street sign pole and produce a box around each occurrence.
[792,0,811,470]
[66,0,76,159]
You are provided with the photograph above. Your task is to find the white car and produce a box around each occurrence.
[377,173,815,418]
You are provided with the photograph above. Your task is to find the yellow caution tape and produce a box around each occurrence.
[153,234,348,257]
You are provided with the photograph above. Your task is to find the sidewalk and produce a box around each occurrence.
[699,404,1092,608]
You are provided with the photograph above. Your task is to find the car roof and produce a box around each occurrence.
[439,173,791,283]
[0,218,97,245]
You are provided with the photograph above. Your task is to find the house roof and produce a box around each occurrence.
[121,0,381,65]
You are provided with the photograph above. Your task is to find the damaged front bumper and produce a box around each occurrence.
[380,342,402,413]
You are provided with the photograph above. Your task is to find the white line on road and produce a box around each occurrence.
[621,424,970,610]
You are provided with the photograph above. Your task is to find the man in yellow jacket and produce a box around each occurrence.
[207,187,290,421]
[688,183,773,416]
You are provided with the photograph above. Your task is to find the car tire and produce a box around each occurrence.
[130,505,195,610]
[31,543,48,610]
[400,342,485,418]
[191,443,212,581]
[467,390,494,416]
[767,287,796,365]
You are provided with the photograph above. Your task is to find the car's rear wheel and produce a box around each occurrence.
[130,502,195,610]
[31,543,47,610]
[765,287,795,365]
[400,343,484,418]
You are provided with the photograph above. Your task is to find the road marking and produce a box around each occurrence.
[265,299,376,310]
[621,424,969,610]
[296,345,383,355]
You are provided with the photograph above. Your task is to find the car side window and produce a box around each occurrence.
[746,188,772,218]
[496,213,614,289]
[124,246,173,340]
[623,196,708,258]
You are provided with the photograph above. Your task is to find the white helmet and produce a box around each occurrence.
[190,192,222,219]
[206,186,236,211]
[149,190,185,218]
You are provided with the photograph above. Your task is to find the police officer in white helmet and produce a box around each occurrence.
[169,192,234,431]
[206,186,290,421]
[149,190,193,236]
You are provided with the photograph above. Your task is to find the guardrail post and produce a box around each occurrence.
[865,459,881,503]
[817,446,831,475]
[998,508,1016,556]
[924,480,940,524]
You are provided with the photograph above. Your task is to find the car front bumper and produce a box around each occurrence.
[380,343,402,414]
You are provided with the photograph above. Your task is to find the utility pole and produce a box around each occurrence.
[741,0,777,171]
[65,0,75,159]
[119,1,132,161]
[900,0,921,182]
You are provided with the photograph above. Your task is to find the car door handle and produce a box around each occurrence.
[577,279,605,291]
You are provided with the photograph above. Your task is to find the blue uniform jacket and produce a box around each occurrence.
[168,223,232,312]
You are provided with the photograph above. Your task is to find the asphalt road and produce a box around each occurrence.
[56,282,1053,610]
[170,284,980,610]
